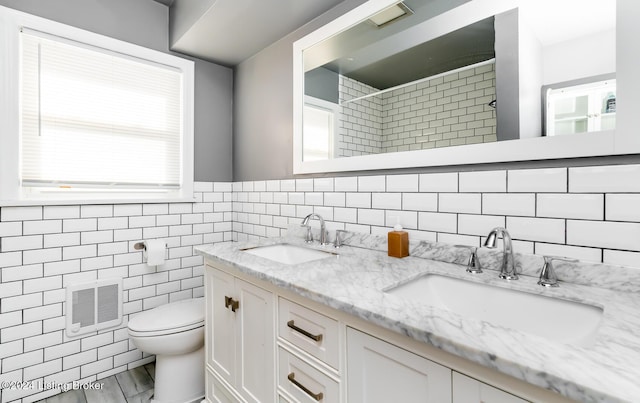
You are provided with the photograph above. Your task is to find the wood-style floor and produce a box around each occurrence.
[37,363,155,403]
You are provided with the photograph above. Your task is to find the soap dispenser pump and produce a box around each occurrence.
[388,218,409,258]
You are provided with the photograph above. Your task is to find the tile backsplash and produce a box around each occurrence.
[232,165,640,268]
[2,164,640,402]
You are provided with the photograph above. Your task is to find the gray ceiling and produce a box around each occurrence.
[166,0,347,66]
[333,17,495,90]
[154,0,615,73]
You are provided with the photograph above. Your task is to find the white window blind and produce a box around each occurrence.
[20,29,183,190]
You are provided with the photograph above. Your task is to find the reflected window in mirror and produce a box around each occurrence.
[545,78,616,137]
[303,96,338,161]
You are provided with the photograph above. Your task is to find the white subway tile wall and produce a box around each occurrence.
[0,182,232,402]
[381,63,496,152]
[3,164,640,402]
[337,63,496,157]
[232,165,640,268]
[338,76,384,157]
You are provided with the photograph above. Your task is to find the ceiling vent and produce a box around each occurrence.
[369,2,414,28]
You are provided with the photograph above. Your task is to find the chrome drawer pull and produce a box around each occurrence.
[287,372,323,401]
[287,320,323,342]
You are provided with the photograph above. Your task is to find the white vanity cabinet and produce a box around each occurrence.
[345,328,530,403]
[347,327,452,402]
[204,258,567,403]
[453,372,528,403]
[205,265,275,403]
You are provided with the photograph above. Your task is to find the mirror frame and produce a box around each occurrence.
[293,0,640,174]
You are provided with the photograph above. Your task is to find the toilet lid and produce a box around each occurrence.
[128,298,204,334]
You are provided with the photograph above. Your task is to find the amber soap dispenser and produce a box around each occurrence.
[388,221,409,258]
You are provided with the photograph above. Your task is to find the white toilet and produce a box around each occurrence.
[128,298,205,403]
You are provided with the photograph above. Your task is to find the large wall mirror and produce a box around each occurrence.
[293,0,639,174]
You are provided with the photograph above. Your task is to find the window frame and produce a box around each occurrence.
[0,6,195,205]
[542,73,616,138]
[303,95,339,161]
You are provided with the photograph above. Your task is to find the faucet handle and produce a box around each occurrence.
[334,229,347,248]
[466,247,482,274]
[302,224,313,243]
[538,256,577,287]
[320,228,330,246]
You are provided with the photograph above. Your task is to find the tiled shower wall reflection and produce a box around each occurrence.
[337,63,496,158]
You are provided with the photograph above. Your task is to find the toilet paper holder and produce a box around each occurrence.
[135,240,168,266]
[134,241,167,250]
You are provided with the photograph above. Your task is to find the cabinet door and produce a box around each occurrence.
[347,328,452,403]
[206,368,245,403]
[207,267,237,387]
[236,278,275,403]
[453,372,529,403]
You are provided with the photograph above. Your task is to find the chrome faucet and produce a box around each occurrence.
[466,247,482,274]
[484,227,517,280]
[538,256,577,287]
[538,256,559,287]
[301,213,328,245]
[334,229,347,248]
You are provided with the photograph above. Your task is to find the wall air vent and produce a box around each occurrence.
[65,278,122,337]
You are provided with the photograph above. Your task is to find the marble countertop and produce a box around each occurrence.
[195,233,640,403]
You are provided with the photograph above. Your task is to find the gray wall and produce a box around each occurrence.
[305,67,339,103]
[0,0,233,182]
[233,0,367,181]
[494,9,519,142]
[194,59,233,182]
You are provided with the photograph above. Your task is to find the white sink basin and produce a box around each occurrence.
[385,274,603,346]
[241,244,336,265]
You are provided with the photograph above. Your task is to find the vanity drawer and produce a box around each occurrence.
[278,347,340,403]
[278,297,339,369]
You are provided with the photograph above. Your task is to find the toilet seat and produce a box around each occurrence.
[128,322,203,338]
[128,297,204,337]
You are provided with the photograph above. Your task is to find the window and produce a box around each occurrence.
[545,78,616,137]
[303,96,338,161]
[0,7,194,203]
